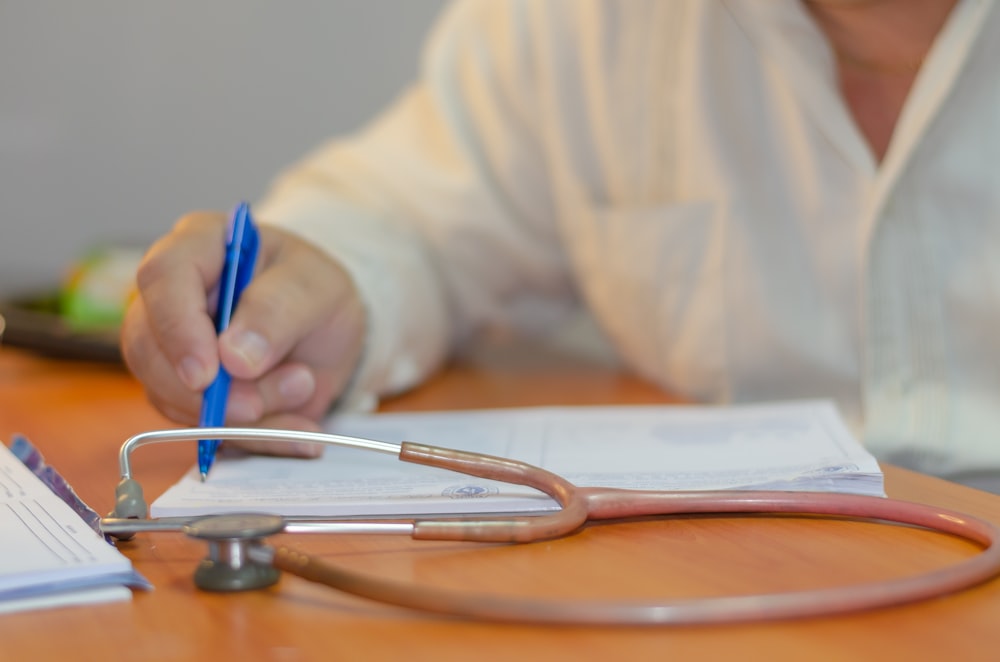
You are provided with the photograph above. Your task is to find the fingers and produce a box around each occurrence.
[223,412,326,458]
[218,227,362,381]
[121,211,367,450]
[216,225,366,424]
[129,212,228,391]
[120,281,204,425]
[225,362,317,423]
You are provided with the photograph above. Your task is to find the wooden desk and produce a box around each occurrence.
[2,346,1000,660]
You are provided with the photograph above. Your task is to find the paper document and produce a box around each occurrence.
[151,400,884,519]
[0,439,145,613]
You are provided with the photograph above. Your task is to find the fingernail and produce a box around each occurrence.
[178,356,208,389]
[228,330,269,369]
[278,368,315,404]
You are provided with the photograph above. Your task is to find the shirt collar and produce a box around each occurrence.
[721,0,995,182]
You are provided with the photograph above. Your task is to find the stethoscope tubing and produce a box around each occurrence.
[105,427,1000,625]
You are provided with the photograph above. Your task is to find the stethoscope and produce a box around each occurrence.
[101,427,1000,626]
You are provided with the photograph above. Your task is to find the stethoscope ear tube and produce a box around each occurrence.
[107,427,402,525]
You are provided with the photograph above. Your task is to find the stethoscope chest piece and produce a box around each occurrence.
[184,513,285,592]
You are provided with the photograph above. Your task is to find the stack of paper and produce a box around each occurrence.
[151,400,884,519]
[0,439,147,614]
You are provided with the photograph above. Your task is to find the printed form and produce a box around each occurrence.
[0,442,140,613]
[151,400,884,519]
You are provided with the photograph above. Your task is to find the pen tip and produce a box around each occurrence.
[200,471,207,483]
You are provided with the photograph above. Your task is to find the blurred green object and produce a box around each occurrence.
[58,247,143,331]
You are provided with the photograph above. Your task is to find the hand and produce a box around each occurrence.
[121,211,366,457]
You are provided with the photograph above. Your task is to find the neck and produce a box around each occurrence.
[802,0,959,162]
[803,0,958,74]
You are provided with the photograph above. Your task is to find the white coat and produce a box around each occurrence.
[258,0,1000,489]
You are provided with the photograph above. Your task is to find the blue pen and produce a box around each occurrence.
[197,202,260,480]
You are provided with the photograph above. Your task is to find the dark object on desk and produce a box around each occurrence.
[0,294,122,363]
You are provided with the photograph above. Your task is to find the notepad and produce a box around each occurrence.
[151,400,884,519]
[0,438,147,613]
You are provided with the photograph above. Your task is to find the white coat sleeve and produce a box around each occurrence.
[253,0,575,409]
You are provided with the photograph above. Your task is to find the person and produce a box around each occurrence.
[121,0,1000,490]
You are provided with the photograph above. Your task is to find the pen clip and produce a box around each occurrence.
[216,202,259,332]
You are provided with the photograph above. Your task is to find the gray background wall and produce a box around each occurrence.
[0,1,446,297]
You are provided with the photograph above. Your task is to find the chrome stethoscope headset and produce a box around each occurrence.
[101,427,1000,626]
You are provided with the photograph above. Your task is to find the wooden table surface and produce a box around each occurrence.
[2,344,1000,661]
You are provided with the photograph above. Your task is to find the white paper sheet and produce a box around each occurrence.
[0,442,139,612]
[151,400,883,519]
[0,585,131,615]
